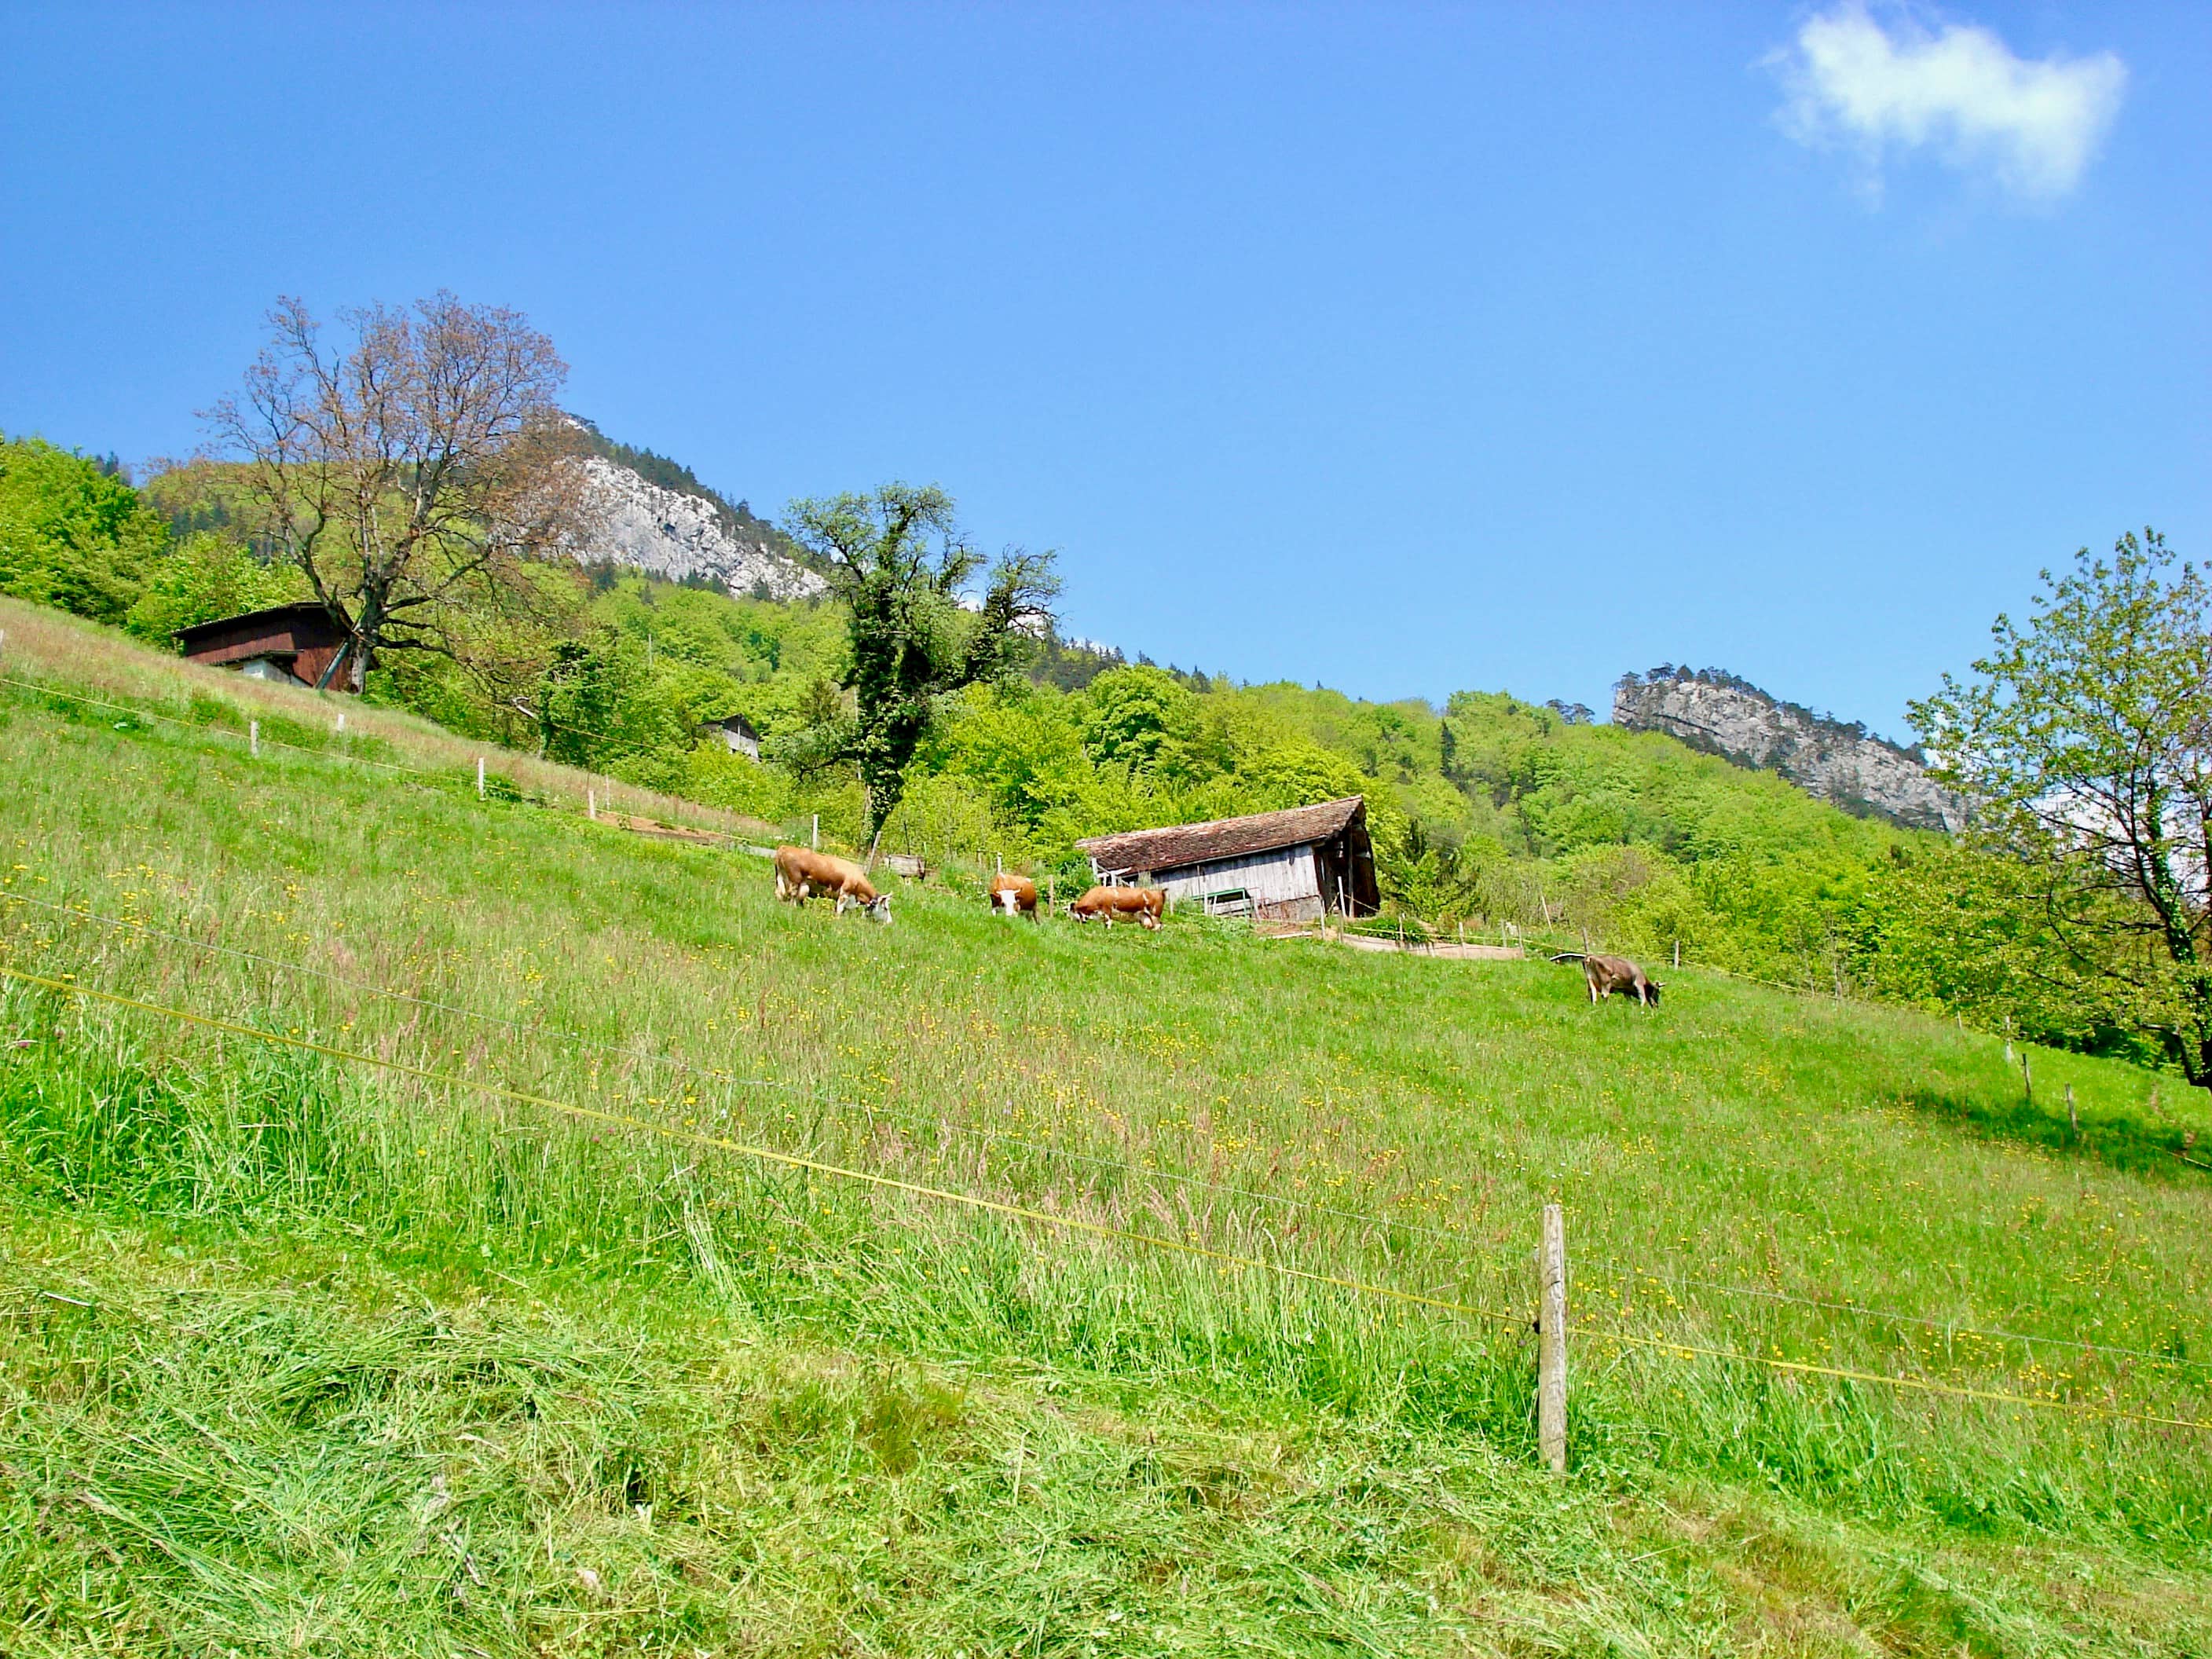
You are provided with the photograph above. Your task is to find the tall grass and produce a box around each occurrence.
[5,597,2212,1651]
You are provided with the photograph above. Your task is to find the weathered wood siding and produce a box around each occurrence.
[178,610,350,691]
[1151,845,1324,921]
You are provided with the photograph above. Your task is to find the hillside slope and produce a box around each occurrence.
[17,434,2128,1060]
[3,596,2211,1654]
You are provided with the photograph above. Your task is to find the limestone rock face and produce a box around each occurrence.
[568,457,827,600]
[1613,670,1961,833]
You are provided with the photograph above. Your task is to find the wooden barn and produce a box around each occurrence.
[1075,797,1380,922]
[705,713,762,760]
[175,603,353,691]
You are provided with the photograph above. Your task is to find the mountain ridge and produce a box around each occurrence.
[568,455,830,600]
[1612,665,1961,833]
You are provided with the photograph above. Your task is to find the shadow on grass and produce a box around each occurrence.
[1900,1086,2210,1181]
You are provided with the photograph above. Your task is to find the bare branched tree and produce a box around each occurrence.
[205,292,593,691]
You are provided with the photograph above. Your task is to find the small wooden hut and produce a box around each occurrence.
[174,603,353,691]
[705,714,762,760]
[1075,797,1379,922]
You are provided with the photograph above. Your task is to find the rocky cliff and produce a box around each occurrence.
[1613,668,1961,833]
[569,456,828,601]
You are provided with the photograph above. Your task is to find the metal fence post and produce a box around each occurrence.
[1538,1203,1568,1474]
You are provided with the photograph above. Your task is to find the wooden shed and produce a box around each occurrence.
[1075,797,1379,922]
[705,714,762,760]
[174,603,353,691]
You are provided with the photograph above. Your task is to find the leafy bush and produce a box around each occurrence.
[123,530,305,645]
[0,435,170,623]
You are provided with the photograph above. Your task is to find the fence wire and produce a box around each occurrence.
[5,960,2210,1436]
[8,880,2207,1379]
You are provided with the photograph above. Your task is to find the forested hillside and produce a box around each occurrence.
[0,429,2177,1068]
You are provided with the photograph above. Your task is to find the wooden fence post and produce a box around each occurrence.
[811,814,819,851]
[335,709,346,734]
[1538,1203,1567,1474]
[2067,1083,2078,1139]
[249,719,259,758]
[587,787,596,822]
[477,756,486,799]
[2021,1053,2033,1108]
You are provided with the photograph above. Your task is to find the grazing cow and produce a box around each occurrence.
[1069,884,1166,930]
[987,872,1040,921]
[773,844,892,924]
[1579,952,1661,1007]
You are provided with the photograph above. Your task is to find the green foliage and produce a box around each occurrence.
[1850,838,2180,1066]
[1082,662,1199,771]
[1911,530,2212,1080]
[122,530,306,644]
[0,435,170,623]
[786,483,1060,837]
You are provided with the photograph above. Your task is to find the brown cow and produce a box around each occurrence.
[987,872,1040,921]
[1579,952,1661,1007]
[773,844,892,923]
[1069,884,1166,930]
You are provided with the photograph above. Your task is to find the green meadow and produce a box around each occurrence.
[4,595,2212,1655]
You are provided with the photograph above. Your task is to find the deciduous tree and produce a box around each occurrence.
[0,435,170,624]
[785,483,1057,840]
[206,293,592,692]
[1911,530,2212,1083]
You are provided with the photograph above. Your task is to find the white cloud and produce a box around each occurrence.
[1772,4,2126,201]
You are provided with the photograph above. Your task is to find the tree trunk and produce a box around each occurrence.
[346,579,391,694]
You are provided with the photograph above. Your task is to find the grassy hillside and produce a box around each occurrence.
[4,593,2212,1654]
[10,434,2164,1063]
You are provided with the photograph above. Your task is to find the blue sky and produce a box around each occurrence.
[2,3,2203,737]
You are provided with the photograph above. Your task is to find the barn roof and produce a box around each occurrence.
[174,602,348,646]
[1076,797,1365,873]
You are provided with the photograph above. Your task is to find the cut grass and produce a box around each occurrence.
[22,1209,2203,1657]
[4,591,2212,1652]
